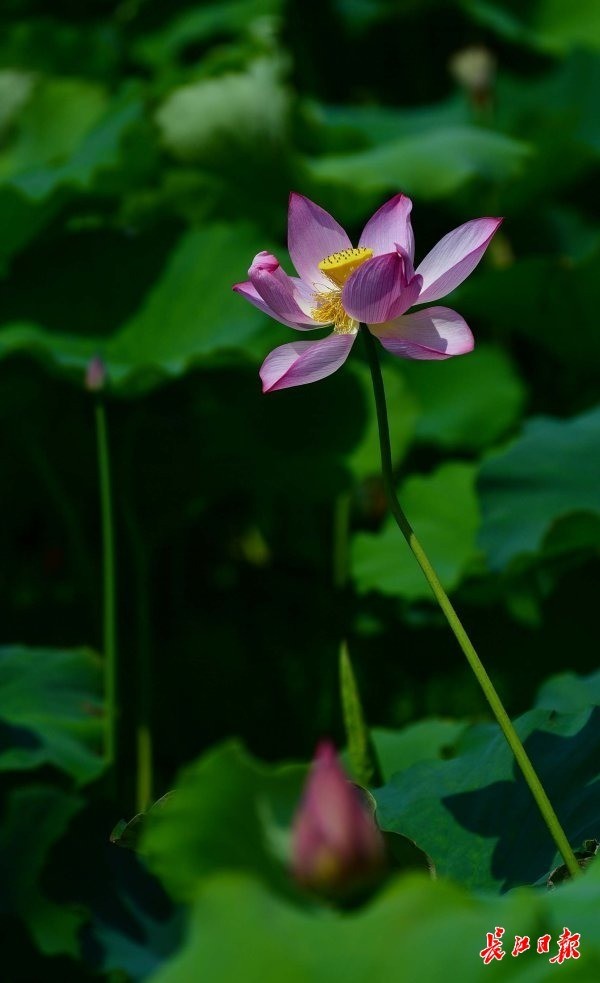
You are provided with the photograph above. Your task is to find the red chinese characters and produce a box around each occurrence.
[480,927,505,964]
[549,928,581,964]
[512,935,530,957]
[481,928,581,964]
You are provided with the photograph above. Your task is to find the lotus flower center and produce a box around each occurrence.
[312,247,373,334]
[318,247,373,287]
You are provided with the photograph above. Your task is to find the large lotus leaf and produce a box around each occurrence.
[466,0,600,55]
[495,52,600,156]
[521,0,600,52]
[142,741,306,903]
[0,645,105,784]
[374,702,600,892]
[0,92,143,263]
[134,0,283,69]
[0,191,62,268]
[307,127,531,199]
[108,224,269,381]
[536,670,600,714]
[542,511,600,560]
[372,720,470,781]
[91,874,183,983]
[0,17,119,77]
[400,345,525,452]
[0,785,85,957]
[0,223,273,393]
[94,909,182,983]
[0,69,36,137]
[308,96,469,148]
[0,77,107,181]
[2,89,143,201]
[458,249,600,371]
[478,406,600,570]
[148,864,600,982]
[352,462,480,600]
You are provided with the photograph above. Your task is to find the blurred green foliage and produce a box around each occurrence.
[0,0,599,978]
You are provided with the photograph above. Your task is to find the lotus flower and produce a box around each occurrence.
[233,193,501,392]
[291,742,385,899]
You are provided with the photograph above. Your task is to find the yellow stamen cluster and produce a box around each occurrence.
[318,247,374,287]
[311,246,373,333]
[311,290,357,334]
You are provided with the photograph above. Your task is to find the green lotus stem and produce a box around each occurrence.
[131,532,153,814]
[95,399,118,770]
[120,421,154,815]
[136,723,153,814]
[362,326,580,880]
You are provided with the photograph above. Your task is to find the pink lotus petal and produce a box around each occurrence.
[288,193,352,289]
[388,272,423,318]
[233,280,278,319]
[396,243,416,281]
[416,217,502,304]
[249,252,319,329]
[250,250,279,273]
[292,277,320,318]
[342,251,412,324]
[359,193,415,261]
[260,331,356,392]
[370,306,474,360]
[232,281,311,330]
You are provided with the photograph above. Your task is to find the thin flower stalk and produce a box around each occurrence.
[362,325,580,880]
[94,395,118,770]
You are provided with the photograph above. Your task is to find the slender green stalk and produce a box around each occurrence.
[131,537,153,814]
[362,326,580,879]
[121,413,154,814]
[95,399,117,769]
[136,723,153,814]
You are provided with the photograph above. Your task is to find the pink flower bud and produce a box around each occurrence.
[249,250,280,276]
[85,355,107,393]
[291,742,385,899]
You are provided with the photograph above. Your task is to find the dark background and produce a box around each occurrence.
[0,0,599,978]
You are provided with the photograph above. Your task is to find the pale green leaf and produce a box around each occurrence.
[148,865,600,981]
[0,785,85,956]
[352,463,480,600]
[478,406,600,569]
[0,645,105,784]
[402,345,525,451]
[307,127,531,199]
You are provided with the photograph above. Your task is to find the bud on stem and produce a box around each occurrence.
[291,742,385,901]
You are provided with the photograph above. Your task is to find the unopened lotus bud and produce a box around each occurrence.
[85,355,107,393]
[450,46,496,107]
[291,742,385,900]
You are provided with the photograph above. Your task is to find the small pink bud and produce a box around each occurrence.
[291,742,385,899]
[249,250,280,276]
[85,355,107,393]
